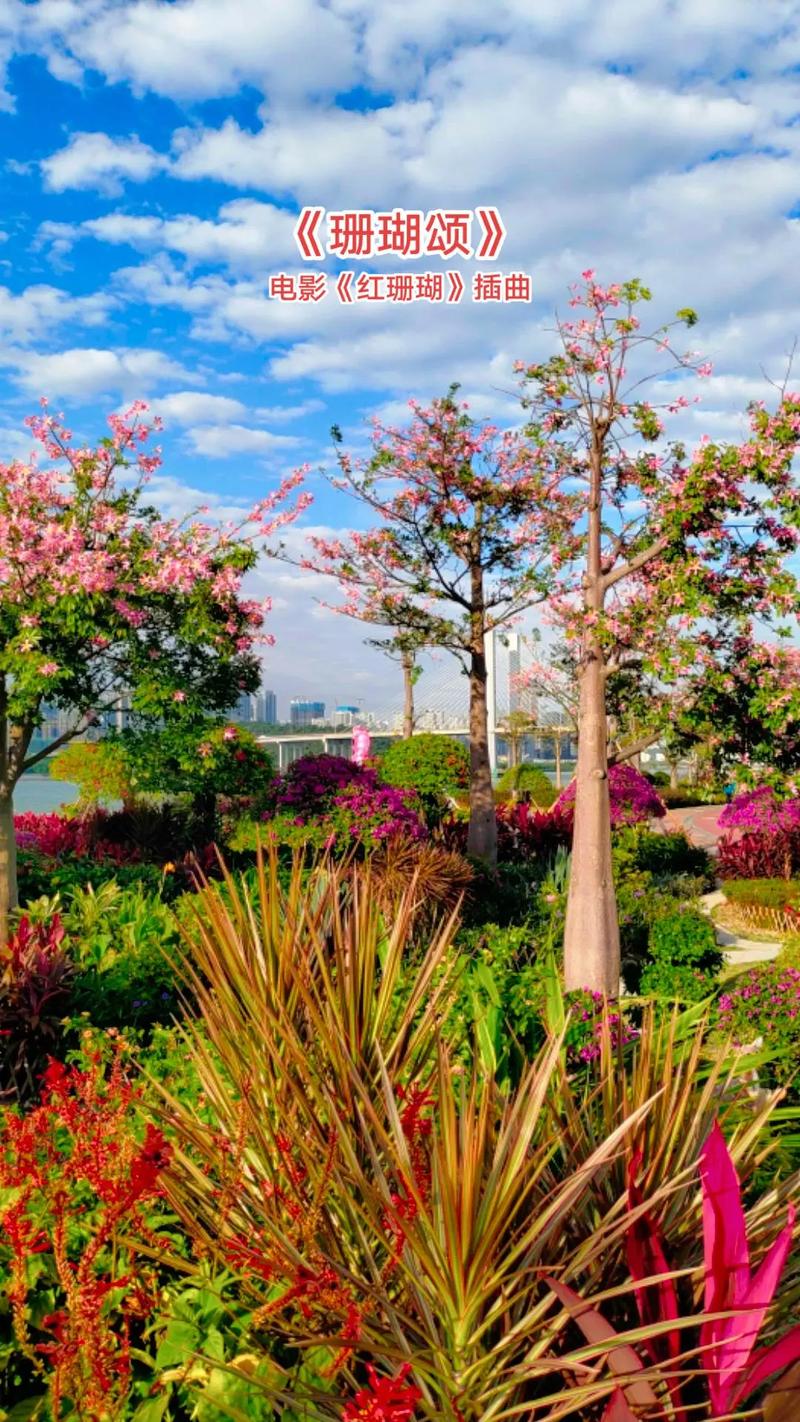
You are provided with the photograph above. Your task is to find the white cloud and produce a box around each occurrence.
[3,347,200,399]
[152,391,247,426]
[255,399,326,422]
[65,199,299,271]
[33,0,355,100]
[41,132,166,194]
[0,284,112,343]
[186,423,301,457]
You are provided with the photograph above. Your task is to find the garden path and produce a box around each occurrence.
[660,803,780,967]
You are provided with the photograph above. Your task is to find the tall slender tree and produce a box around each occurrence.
[517,274,800,991]
[0,401,307,939]
[292,391,551,863]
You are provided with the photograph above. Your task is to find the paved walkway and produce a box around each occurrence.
[663,802,727,850]
[661,804,780,966]
[699,889,779,966]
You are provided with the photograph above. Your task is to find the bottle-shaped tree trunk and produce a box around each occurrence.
[466,637,497,865]
[401,650,415,739]
[562,434,620,994]
[0,786,17,948]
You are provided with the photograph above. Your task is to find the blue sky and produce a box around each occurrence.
[1,0,800,717]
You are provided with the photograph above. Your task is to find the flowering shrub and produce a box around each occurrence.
[0,1048,172,1418]
[554,763,666,827]
[268,752,379,819]
[1,916,73,1103]
[445,801,572,864]
[327,781,426,849]
[262,780,427,854]
[565,989,639,1064]
[718,784,800,832]
[717,963,800,1095]
[716,826,800,880]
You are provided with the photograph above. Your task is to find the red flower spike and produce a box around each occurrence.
[342,1363,422,1421]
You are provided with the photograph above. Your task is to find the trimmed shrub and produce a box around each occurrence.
[495,763,558,806]
[723,879,800,908]
[380,733,469,821]
[640,907,724,1002]
[614,825,712,885]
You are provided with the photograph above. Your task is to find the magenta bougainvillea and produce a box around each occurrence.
[718,784,800,833]
[554,764,666,828]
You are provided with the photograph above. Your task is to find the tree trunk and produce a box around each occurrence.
[669,761,679,790]
[0,786,18,948]
[554,732,562,789]
[466,643,497,864]
[563,646,620,993]
[562,427,620,996]
[401,651,415,739]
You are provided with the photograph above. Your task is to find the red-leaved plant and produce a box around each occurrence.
[0,1046,172,1420]
[547,1121,800,1419]
[0,915,73,1103]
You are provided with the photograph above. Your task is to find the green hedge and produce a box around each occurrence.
[722,879,800,908]
[495,763,558,805]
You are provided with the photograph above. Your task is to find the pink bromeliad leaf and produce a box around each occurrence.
[700,1121,799,1417]
[626,1152,681,1364]
[626,1153,686,1422]
[734,1324,800,1410]
[545,1277,659,1413]
[700,1120,750,1314]
[600,1388,639,1421]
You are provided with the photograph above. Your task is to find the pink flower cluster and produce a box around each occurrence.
[718,785,800,833]
[554,764,666,828]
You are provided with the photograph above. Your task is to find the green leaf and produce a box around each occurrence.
[155,1318,200,1369]
[131,1393,171,1422]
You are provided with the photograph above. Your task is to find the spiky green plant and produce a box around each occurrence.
[147,850,800,1420]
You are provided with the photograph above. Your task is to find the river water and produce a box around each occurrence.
[12,777,79,814]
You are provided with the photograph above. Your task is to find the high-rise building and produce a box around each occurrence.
[234,691,254,723]
[256,689,277,723]
[334,704,360,728]
[507,633,537,720]
[290,698,326,727]
[234,688,278,723]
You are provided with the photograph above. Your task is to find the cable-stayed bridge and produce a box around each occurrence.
[258,632,578,777]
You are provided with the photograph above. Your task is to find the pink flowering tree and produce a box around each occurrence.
[0,402,308,938]
[661,629,800,788]
[517,275,800,992]
[289,390,550,863]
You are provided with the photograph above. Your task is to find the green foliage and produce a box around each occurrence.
[723,878,800,907]
[17,848,186,905]
[119,719,273,808]
[18,879,184,1032]
[640,907,724,1001]
[49,737,134,813]
[450,922,545,1083]
[380,732,469,818]
[616,825,712,885]
[777,934,800,970]
[495,761,558,804]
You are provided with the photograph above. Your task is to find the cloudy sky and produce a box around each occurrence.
[1,0,800,718]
